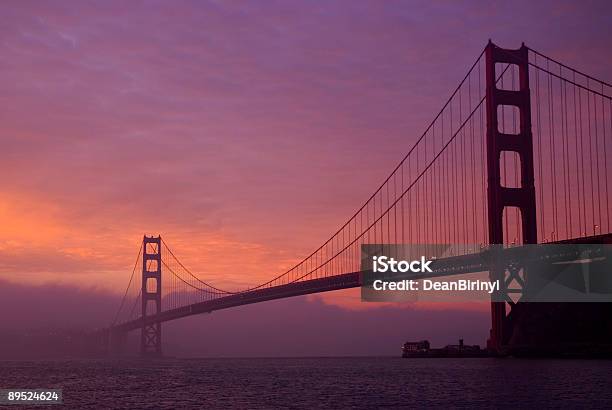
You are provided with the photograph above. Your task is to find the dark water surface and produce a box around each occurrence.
[1,357,611,408]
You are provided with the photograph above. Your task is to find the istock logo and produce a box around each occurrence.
[372,256,433,273]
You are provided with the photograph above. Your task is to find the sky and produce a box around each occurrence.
[1,1,612,353]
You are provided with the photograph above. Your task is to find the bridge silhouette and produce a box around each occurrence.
[107,41,612,357]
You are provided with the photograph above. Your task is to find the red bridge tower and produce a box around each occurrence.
[141,235,162,356]
[485,41,538,353]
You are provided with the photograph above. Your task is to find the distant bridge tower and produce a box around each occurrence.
[485,41,538,353]
[141,235,162,356]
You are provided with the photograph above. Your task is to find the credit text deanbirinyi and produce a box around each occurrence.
[371,256,500,294]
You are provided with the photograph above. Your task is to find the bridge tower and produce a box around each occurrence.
[485,42,538,353]
[141,235,162,356]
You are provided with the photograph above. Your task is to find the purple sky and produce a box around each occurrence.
[1,1,611,353]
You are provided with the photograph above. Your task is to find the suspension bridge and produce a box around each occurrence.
[106,41,612,357]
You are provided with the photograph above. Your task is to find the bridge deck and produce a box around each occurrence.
[111,234,612,333]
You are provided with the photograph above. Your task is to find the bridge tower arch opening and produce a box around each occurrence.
[141,235,162,356]
[485,41,538,353]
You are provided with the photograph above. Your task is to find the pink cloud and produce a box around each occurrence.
[1,0,611,306]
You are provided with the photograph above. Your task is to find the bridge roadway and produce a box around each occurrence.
[111,234,612,334]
